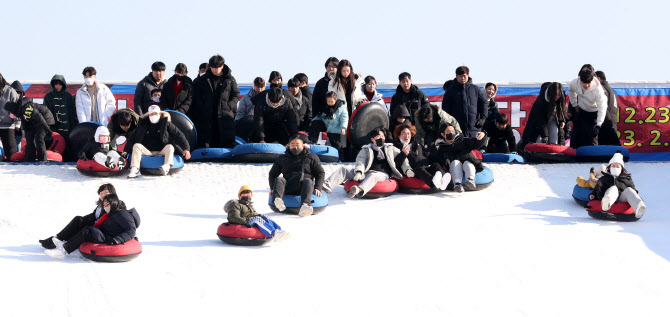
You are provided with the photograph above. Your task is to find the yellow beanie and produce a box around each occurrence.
[238,185,253,197]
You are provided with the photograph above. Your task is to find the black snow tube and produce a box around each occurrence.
[347,102,389,149]
[68,122,103,158]
[166,110,197,153]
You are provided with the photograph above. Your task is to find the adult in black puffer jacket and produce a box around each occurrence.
[441,66,488,138]
[595,71,621,146]
[428,123,486,192]
[389,72,430,121]
[268,134,325,216]
[44,194,140,259]
[160,65,192,114]
[312,57,339,118]
[4,82,55,162]
[191,55,239,148]
[393,123,448,190]
[134,62,167,116]
[519,82,567,150]
[253,87,298,144]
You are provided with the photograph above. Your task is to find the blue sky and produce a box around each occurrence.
[2,0,668,84]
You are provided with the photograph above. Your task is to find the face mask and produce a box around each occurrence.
[445,133,455,140]
[104,206,111,212]
[85,78,95,86]
[177,75,187,82]
[150,115,160,124]
[610,167,622,177]
[240,196,252,202]
[99,136,109,144]
[290,148,301,156]
[400,139,409,146]
[375,138,384,147]
[152,96,160,103]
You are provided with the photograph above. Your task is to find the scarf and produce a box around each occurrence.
[371,145,385,160]
[94,212,110,227]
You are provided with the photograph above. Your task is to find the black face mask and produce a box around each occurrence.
[270,83,281,89]
[240,196,252,203]
[445,133,455,140]
[177,75,187,82]
[375,138,384,147]
[290,148,301,156]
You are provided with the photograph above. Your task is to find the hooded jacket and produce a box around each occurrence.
[89,208,140,244]
[191,66,240,147]
[389,84,430,118]
[415,105,462,146]
[79,126,116,159]
[428,133,485,172]
[75,81,116,124]
[522,82,567,144]
[591,169,637,200]
[0,83,19,128]
[44,75,78,135]
[4,97,55,132]
[312,73,331,118]
[568,78,607,126]
[160,74,192,114]
[312,99,348,134]
[125,111,190,155]
[268,144,326,191]
[292,89,313,131]
[300,86,313,104]
[254,94,298,141]
[107,108,140,148]
[441,77,488,137]
[354,143,411,180]
[389,104,411,136]
[134,72,167,116]
[225,199,260,225]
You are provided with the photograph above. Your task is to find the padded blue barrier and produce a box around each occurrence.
[190,148,233,162]
[575,145,630,162]
[231,143,285,163]
[572,184,592,207]
[309,145,339,162]
[268,193,328,215]
[133,155,184,175]
[482,153,525,163]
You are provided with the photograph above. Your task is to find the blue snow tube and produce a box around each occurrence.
[446,166,495,191]
[309,145,339,162]
[0,147,4,162]
[133,155,184,175]
[268,193,329,215]
[482,153,525,163]
[572,184,592,207]
[576,145,630,162]
[231,143,285,163]
[190,148,233,162]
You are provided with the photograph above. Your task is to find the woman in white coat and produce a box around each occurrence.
[327,59,364,117]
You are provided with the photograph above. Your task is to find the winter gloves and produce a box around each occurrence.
[593,125,601,137]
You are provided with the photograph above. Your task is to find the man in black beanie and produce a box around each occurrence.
[253,87,298,145]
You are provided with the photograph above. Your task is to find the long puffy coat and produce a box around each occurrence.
[441,78,488,138]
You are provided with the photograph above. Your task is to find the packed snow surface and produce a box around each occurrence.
[1,162,669,317]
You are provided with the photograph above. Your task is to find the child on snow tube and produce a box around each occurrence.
[589,153,646,218]
[224,185,290,241]
[44,193,140,259]
[78,126,126,169]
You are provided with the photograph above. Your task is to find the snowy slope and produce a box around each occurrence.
[1,162,670,317]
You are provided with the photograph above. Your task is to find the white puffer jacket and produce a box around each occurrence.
[568,78,607,126]
[76,82,117,124]
[328,74,365,112]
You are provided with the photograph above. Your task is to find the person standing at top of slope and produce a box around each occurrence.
[287,78,312,132]
[328,59,365,117]
[43,74,78,160]
[253,87,298,144]
[518,82,568,150]
[589,152,646,218]
[594,70,621,146]
[160,63,192,114]
[75,66,116,125]
[389,72,430,121]
[0,72,20,159]
[312,57,339,118]
[568,68,607,148]
[4,81,55,162]
[191,54,239,148]
[224,185,290,241]
[293,73,312,104]
[482,82,500,132]
[362,75,387,113]
[441,66,488,139]
[134,61,167,116]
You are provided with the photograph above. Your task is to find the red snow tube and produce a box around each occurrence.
[10,151,62,162]
[217,223,273,246]
[79,238,142,262]
[586,200,639,222]
[76,159,127,177]
[398,177,438,195]
[523,143,576,163]
[10,133,66,162]
[343,178,398,199]
[472,150,484,160]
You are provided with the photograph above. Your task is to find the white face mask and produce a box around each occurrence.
[104,206,110,212]
[150,115,160,124]
[610,167,622,177]
[152,96,160,103]
[85,78,95,86]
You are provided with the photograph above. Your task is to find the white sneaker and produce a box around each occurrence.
[440,173,451,191]
[298,203,313,217]
[127,167,140,178]
[348,185,361,198]
[432,172,443,189]
[601,196,612,211]
[635,202,646,218]
[51,237,64,249]
[464,178,476,191]
[321,181,333,194]
[159,163,171,176]
[273,197,286,212]
[273,230,291,242]
[44,244,67,259]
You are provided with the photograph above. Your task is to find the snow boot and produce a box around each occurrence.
[635,202,646,218]
[39,236,56,249]
[44,243,67,259]
[104,156,116,169]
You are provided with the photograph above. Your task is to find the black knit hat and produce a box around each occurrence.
[3,101,20,115]
[10,80,24,94]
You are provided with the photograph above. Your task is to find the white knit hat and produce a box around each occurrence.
[94,126,110,142]
[608,152,625,167]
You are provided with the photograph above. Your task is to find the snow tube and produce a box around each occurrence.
[10,150,62,162]
[586,200,639,222]
[523,143,576,163]
[572,184,592,207]
[398,177,439,195]
[68,122,103,158]
[190,148,233,162]
[79,237,142,262]
[343,178,398,199]
[445,166,495,191]
[231,143,285,163]
[76,159,126,177]
[217,222,273,246]
[131,155,184,175]
[268,193,329,215]
[575,145,630,162]
[309,145,339,162]
[347,102,389,148]
[483,153,525,163]
[166,110,197,153]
